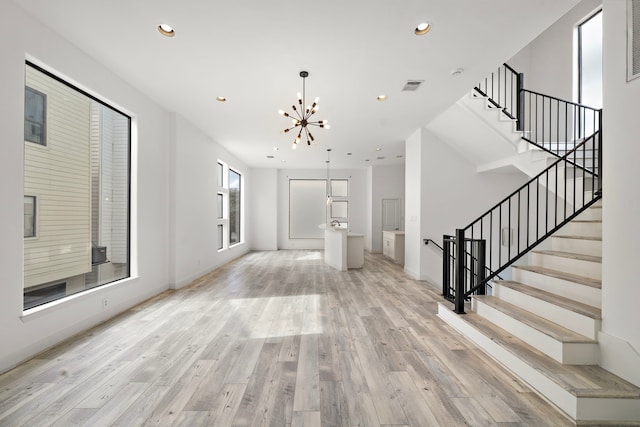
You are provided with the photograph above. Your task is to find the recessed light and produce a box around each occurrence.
[347,152,352,156]
[377,95,387,101]
[396,154,403,158]
[266,155,275,159]
[451,68,464,77]
[273,146,279,151]
[377,156,385,160]
[216,96,227,102]
[365,159,370,162]
[376,148,382,151]
[158,24,175,37]
[281,160,286,163]
[415,22,431,36]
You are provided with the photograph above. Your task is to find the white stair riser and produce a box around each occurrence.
[494,283,599,339]
[472,298,598,364]
[576,398,640,423]
[553,221,602,238]
[511,268,601,308]
[531,252,601,280]
[576,207,602,221]
[551,237,602,257]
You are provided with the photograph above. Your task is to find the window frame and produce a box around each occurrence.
[577,8,603,106]
[228,168,242,247]
[24,195,36,238]
[23,61,132,311]
[24,86,47,146]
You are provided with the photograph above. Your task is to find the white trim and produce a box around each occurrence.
[628,0,640,81]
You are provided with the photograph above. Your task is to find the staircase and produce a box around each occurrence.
[436,65,640,424]
[438,201,640,423]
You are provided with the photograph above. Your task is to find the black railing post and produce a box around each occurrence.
[442,236,450,298]
[516,73,525,131]
[597,110,603,195]
[476,240,487,295]
[454,229,466,314]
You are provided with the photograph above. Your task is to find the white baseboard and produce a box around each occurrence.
[598,331,640,388]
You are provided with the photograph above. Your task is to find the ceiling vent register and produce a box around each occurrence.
[402,80,424,91]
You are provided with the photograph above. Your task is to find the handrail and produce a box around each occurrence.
[443,130,602,312]
[424,238,444,251]
[464,132,600,231]
[475,63,524,129]
[520,89,601,157]
[503,63,519,75]
[522,89,600,109]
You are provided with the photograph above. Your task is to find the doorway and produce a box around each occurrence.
[382,199,400,231]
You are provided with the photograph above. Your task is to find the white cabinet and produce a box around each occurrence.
[382,231,405,265]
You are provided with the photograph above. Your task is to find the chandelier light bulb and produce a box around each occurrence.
[279,71,329,148]
[292,142,297,150]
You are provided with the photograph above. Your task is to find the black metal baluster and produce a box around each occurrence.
[545,169,549,234]
[454,229,465,314]
[443,237,450,298]
[508,197,512,261]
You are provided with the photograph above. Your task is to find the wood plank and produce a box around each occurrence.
[292,335,320,412]
[0,251,582,426]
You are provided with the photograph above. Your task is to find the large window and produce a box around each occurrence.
[578,9,603,109]
[216,161,242,250]
[23,63,131,310]
[229,169,241,245]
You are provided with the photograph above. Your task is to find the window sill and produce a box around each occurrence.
[21,276,138,323]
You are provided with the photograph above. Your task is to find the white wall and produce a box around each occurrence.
[508,0,602,101]
[404,128,527,285]
[250,169,278,251]
[169,114,251,288]
[0,1,170,373]
[404,129,426,281]
[370,165,405,253]
[278,168,367,250]
[599,0,640,383]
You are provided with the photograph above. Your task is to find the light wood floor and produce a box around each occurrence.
[0,251,572,426]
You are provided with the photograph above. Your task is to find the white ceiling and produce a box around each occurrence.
[13,0,579,170]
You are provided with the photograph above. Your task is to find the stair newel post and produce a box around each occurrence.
[442,236,451,299]
[516,73,525,131]
[476,239,487,295]
[454,229,466,314]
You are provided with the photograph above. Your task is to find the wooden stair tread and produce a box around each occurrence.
[495,280,601,319]
[552,235,601,241]
[513,265,601,289]
[473,296,595,343]
[532,249,601,263]
[570,219,602,224]
[460,312,640,399]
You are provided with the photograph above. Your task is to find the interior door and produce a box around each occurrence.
[382,199,400,231]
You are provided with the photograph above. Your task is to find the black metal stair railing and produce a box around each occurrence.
[474,63,524,129]
[519,89,601,160]
[442,127,602,313]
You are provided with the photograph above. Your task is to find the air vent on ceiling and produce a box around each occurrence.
[402,80,424,91]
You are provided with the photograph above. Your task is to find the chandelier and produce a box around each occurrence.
[278,71,329,150]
